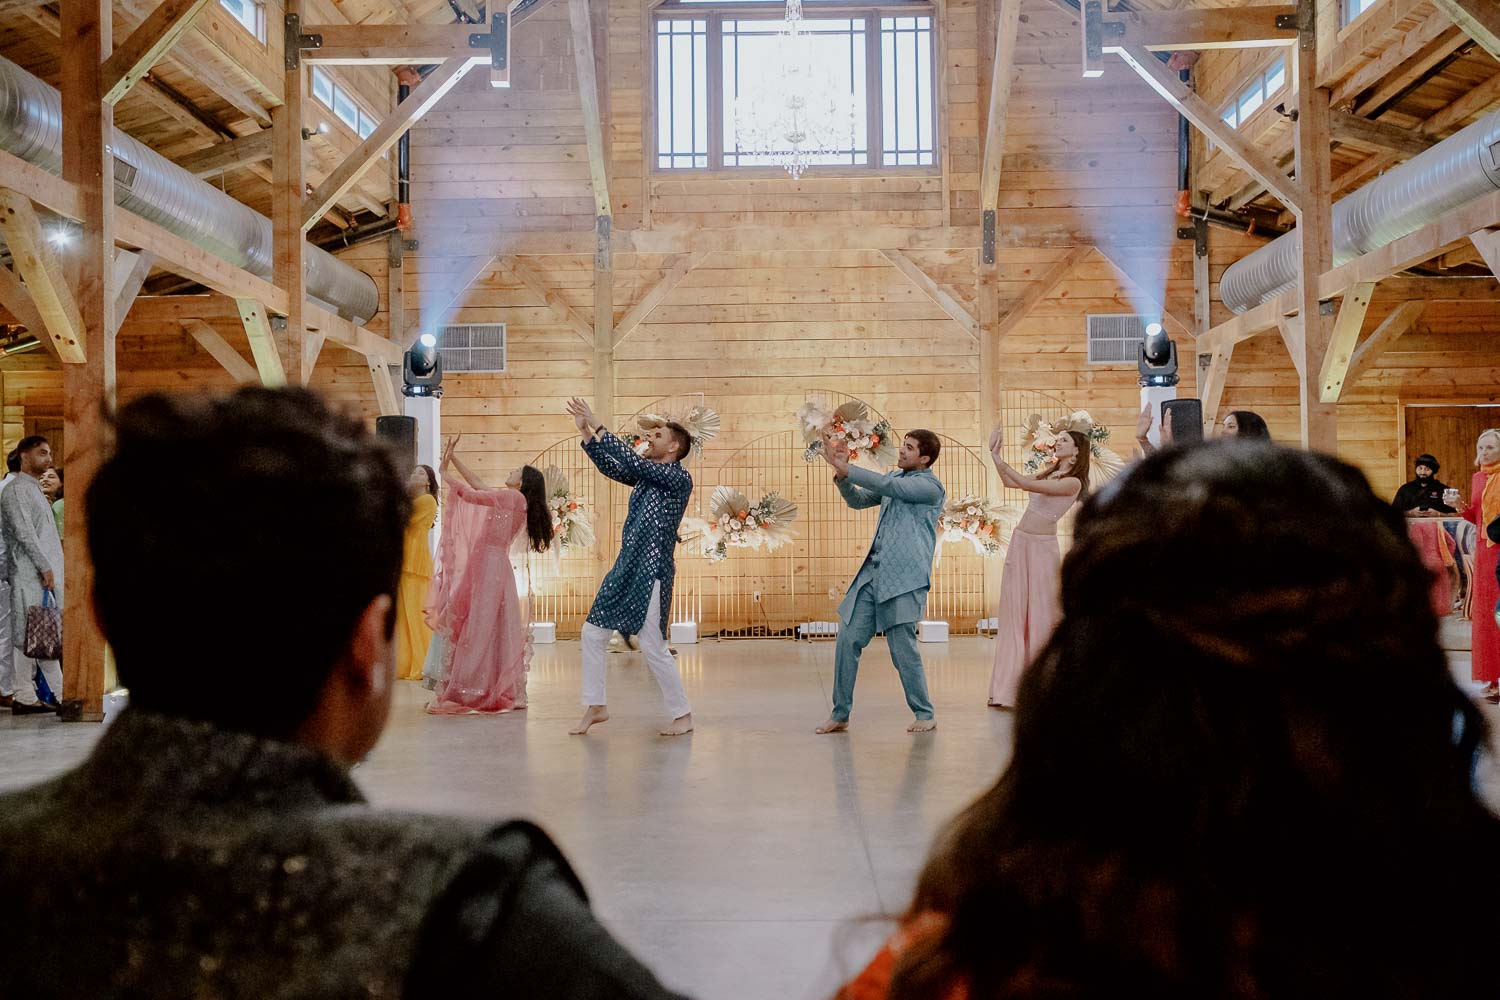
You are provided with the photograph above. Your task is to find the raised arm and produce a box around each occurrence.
[842,464,943,505]
[449,453,489,491]
[584,431,691,496]
[989,424,1085,497]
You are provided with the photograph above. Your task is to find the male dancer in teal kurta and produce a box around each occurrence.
[816,431,944,734]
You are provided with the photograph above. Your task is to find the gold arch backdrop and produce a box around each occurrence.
[526,389,1090,638]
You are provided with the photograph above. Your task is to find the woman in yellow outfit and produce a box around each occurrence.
[396,464,439,680]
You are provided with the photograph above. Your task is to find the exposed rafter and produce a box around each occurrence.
[101,0,215,105]
[1429,0,1500,63]
[980,1,1022,214]
[182,318,259,383]
[500,256,596,348]
[613,252,707,348]
[0,187,85,362]
[1339,300,1425,399]
[880,250,979,341]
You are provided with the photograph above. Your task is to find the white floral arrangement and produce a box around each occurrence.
[543,466,594,550]
[619,405,721,458]
[1022,410,1115,475]
[681,486,798,562]
[794,399,898,468]
[938,495,1012,556]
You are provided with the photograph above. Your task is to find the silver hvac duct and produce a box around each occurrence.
[1220,107,1500,313]
[0,55,379,324]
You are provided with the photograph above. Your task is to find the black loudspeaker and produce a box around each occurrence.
[1161,398,1204,445]
[376,415,418,474]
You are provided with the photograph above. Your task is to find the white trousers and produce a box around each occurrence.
[581,581,691,719]
[0,578,16,699]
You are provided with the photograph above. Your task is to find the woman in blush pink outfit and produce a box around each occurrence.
[986,426,1090,709]
[425,436,555,716]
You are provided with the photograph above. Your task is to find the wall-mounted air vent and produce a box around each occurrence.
[1086,313,1155,365]
[437,323,506,373]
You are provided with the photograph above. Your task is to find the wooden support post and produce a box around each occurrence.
[880,249,979,340]
[1292,1,1335,451]
[100,0,214,105]
[59,0,114,721]
[386,230,405,340]
[569,0,611,218]
[1112,43,1303,213]
[1429,0,1500,62]
[592,216,615,583]
[1317,281,1375,402]
[0,189,86,363]
[980,1,1021,217]
[1339,300,1424,400]
[0,264,56,360]
[234,298,288,385]
[182,318,259,382]
[1193,218,1211,428]
[613,252,705,349]
[272,6,306,383]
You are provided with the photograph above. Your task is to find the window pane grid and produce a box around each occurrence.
[655,7,934,173]
[1219,56,1287,134]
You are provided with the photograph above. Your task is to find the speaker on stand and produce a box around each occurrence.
[376,415,418,475]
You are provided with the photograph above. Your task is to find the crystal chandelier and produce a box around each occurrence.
[730,0,859,179]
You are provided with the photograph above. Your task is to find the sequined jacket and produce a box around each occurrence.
[582,430,693,638]
[0,710,687,1000]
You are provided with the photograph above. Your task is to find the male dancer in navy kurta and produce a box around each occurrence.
[565,397,695,736]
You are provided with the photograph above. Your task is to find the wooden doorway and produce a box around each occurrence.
[1403,405,1500,496]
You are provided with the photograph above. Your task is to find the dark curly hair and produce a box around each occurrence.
[892,442,1498,1000]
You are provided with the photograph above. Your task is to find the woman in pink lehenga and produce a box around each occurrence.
[986,426,1091,709]
[425,436,555,715]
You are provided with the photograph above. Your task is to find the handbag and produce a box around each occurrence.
[24,587,62,662]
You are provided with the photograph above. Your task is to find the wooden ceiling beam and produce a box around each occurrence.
[110,249,157,339]
[0,187,86,363]
[1338,300,1425,400]
[989,245,1092,348]
[1320,0,1429,88]
[1430,0,1500,61]
[182,317,259,383]
[101,0,215,105]
[1329,109,1437,156]
[234,298,287,386]
[613,252,707,348]
[0,262,61,362]
[1351,26,1468,118]
[980,0,1021,214]
[1111,43,1303,212]
[880,249,980,341]
[298,23,488,64]
[499,255,596,349]
[302,56,482,229]
[1101,5,1298,52]
[1318,281,1376,402]
[172,130,273,177]
[568,0,611,218]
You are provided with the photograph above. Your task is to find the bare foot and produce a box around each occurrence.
[815,718,849,735]
[987,702,1013,711]
[660,713,693,736]
[569,705,609,735]
[908,719,937,733]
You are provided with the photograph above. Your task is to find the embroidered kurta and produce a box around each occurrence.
[1,473,63,641]
[582,430,693,638]
[836,465,945,631]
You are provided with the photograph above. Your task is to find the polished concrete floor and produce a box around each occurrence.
[2,636,1497,1000]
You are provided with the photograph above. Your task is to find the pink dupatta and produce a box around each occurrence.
[424,483,534,714]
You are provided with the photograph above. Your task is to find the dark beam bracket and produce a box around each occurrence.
[471,13,509,72]
[285,14,323,71]
[982,210,996,265]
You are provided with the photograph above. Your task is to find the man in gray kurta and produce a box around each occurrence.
[1,436,62,713]
[816,430,945,734]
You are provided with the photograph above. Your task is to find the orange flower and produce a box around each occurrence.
[850,451,860,460]
[871,434,880,445]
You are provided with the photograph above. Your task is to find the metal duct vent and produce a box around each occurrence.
[0,54,379,324]
[1086,313,1151,364]
[112,156,138,193]
[437,323,506,372]
[1221,107,1500,313]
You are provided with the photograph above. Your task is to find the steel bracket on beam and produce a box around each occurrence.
[470,14,509,71]
[1275,13,1297,29]
[284,14,323,70]
[982,210,996,265]
[271,315,289,332]
[1319,299,1336,316]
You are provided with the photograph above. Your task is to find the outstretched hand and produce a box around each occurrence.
[988,423,1004,455]
[822,436,852,476]
[1136,402,1154,440]
[440,434,462,471]
[566,397,596,435]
